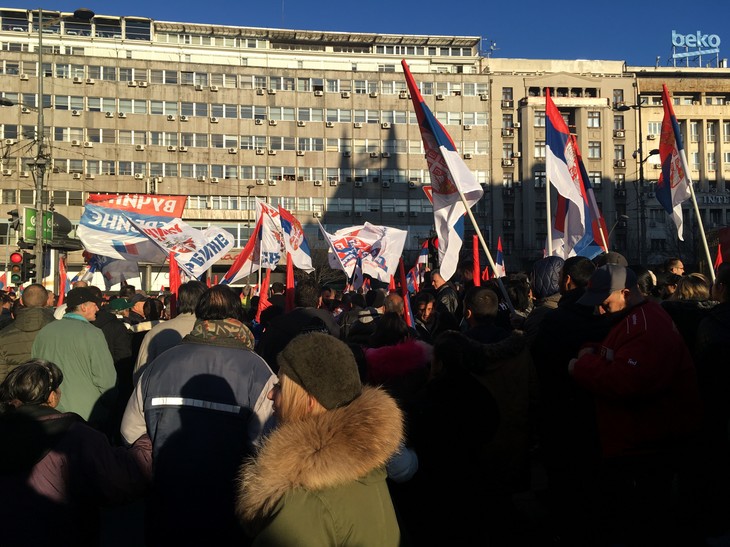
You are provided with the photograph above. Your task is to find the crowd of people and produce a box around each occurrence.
[0,252,728,546]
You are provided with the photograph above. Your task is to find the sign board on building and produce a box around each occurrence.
[671,30,721,60]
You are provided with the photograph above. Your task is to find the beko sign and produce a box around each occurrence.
[672,30,721,59]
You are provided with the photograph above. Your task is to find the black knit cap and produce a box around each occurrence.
[277,332,362,410]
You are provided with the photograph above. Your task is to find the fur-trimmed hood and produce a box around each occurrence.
[237,385,403,524]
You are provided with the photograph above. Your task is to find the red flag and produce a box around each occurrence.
[472,234,480,287]
[285,252,295,312]
[206,276,211,288]
[481,266,491,282]
[715,243,723,271]
[255,268,272,323]
[168,252,181,318]
[389,275,396,293]
[213,275,219,285]
[398,258,414,327]
[57,256,67,306]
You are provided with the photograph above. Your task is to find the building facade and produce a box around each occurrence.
[0,8,728,284]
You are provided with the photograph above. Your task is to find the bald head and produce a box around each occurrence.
[72,280,89,288]
[21,284,48,308]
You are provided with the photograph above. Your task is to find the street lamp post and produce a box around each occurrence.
[246,184,255,237]
[32,8,94,285]
[615,90,658,266]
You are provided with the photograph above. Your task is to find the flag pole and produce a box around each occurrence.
[685,171,715,282]
[456,191,515,313]
[546,178,553,256]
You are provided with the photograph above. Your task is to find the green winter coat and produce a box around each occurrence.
[0,306,56,382]
[32,314,116,423]
[237,386,403,547]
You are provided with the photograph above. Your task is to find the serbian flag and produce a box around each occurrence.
[494,236,506,278]
[279,206,314,272]
[402,60,483,281]
[221,217,262,285]
[657,84,692,240]
[546,89,588,257]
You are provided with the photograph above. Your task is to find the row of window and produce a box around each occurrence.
[0,61,488,96]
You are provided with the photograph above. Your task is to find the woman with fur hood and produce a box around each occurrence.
[237,332,404,546]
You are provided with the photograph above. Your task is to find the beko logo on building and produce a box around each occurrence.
[671,30,721,59]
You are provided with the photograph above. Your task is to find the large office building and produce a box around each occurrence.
[0,7,727,285]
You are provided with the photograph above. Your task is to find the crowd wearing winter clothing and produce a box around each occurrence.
[0,252,729,546]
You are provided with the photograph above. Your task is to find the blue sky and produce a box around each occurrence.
[15,0,728,67]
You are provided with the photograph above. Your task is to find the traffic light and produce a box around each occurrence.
[9,251,23,285]
[23,252,36,283]
[7,209,20,232]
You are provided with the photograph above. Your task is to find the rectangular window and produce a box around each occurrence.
[587,111,601,128]
[588,141,601,159]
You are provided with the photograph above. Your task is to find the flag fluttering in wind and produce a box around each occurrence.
[657,84,692,240]
[402,60,483,281]
[127,216,233,279]
[168,252,180,317]
[77,194,186,262]
[221,217,262,285]
[279,206,314,273]
[57,256,68,305]
[494,236,506,278]
[546,90,608,258]
[472,234,481,287]
[320,222,407,283]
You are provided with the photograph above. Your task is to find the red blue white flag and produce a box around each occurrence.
[494,236,506,278]
[402,60,483,281]
[657,84,692,240]
[221,216,262,285]
[278,205,314,272]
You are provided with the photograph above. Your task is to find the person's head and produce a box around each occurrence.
[365,288,387,311]
[655,271,681,300]
[271,281,285,295]
[506,273,533,312]
[143,297,165,321]
[462,286,499,325]
[19,284,48,309]
[108,297,133,316]
[384,293,404,316]
[273,332,362,422]
[634,267,658,298]
[71,280,88,289]
[129,293,147,317]
[577,264,640,314]
[45,290,56,308]
[177,280,207,315]
[195,285,245,321]
[664,257,685,276]
[368,311,411,348]
[413,291,436,323]
[593,251,629,268]
[320,286,336,301]
[431,269,446,289]
[293,277,320,308]
[0,359,63,409]
[671,272,710,301]
[530,255,564,300]
[560,256,596,294]
[118,285,136,299]
[712,263,730,303]
[65,286,102,321]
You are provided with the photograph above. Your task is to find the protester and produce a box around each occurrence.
[133,280,207,383]
[0,284,55,382]
[0,359,152,547]
[256,277,340,370]
[237,332,403,546]
[570,264,701,546]
[663,256,685,276]
[431,268,461,322]
[661,272,715,355]
[121,284,276,546]
[32,287,116,429]
[461,286,511,344]
[523,255,564,344]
